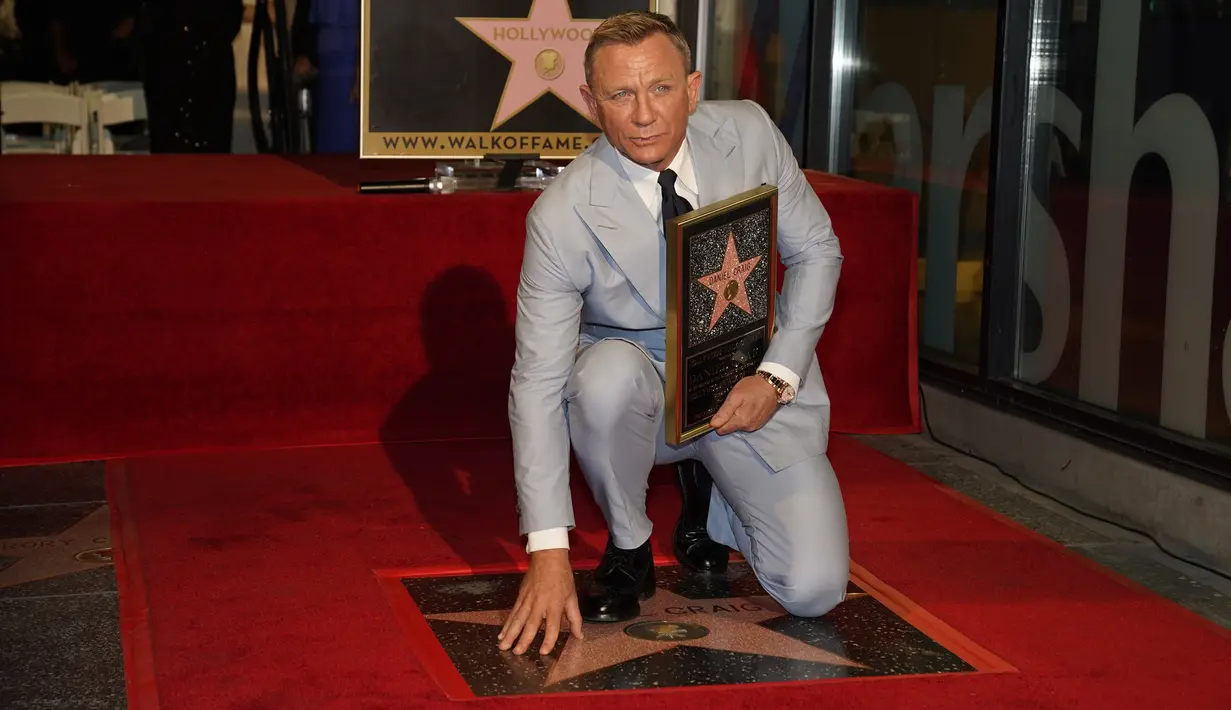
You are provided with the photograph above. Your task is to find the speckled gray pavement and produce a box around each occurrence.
[0,461,126,710]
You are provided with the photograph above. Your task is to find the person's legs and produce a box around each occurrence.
[565,339,666,549]
[697,433,849,618]
[313,23,359,154]
[142,31,236,153]
[567,339,768,621]
[565,339,675,621]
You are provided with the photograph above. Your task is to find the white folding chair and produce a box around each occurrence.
[81,82,148,154]
[1,80,76,96]
[0,83,89,154]
[82,80,142,94]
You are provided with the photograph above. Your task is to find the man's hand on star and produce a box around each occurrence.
[710,376,780,435]
[498,548,584,655]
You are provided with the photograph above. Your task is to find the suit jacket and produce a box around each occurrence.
[508,99,843,536]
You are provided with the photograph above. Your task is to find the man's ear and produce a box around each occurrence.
[581,84,601,125]
[686,71,702,114]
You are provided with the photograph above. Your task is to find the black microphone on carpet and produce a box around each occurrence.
[356,178,433,194]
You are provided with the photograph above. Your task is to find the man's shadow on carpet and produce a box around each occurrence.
[379,266,607,570]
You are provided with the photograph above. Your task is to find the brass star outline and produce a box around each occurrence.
[426,588,866,687]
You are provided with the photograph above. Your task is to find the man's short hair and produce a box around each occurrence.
[584,11,693,86]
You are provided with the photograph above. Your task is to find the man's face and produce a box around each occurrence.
[581,32,701,171]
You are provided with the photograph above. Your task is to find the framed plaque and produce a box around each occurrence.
[666,186,779,445]
[360,0,657,159]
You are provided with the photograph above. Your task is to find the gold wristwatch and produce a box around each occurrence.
[757,370,796,404]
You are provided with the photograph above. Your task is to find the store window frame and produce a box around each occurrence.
[981,0,1231,487]
[803,0,855,173]
[807,0,1231,487]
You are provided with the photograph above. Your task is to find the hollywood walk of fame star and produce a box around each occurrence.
[426,588,866,687]
[697,232,763,330]
[0,505,112,589]
[456,0,604,130]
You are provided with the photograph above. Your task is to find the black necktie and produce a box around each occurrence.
[658,169,694,235]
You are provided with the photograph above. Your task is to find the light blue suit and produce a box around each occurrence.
[509,100,849,616]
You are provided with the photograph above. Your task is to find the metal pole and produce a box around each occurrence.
[695,0,710,100]
[826,0,857,174]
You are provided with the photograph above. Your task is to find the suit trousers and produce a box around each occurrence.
[565,339,850,618]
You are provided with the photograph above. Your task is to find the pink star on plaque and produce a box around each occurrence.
[697,232,763,330]
[456,0,603,130]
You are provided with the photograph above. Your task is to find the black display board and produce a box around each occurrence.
[360,0,658,158]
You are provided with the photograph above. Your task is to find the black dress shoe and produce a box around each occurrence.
[579,538,655,623]
[673,460,731,574]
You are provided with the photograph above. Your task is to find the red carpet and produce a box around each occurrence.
[0,156,917,465]
[109,435,1231,709]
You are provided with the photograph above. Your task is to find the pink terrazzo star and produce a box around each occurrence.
[428,588,864,687]
[697,232,763,330]
[456,0,604,129]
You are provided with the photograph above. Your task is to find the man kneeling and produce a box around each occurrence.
[501,11,850,656]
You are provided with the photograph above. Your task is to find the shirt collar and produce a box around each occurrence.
[616,137,697,197]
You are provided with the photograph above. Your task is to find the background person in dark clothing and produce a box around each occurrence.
[139,0,244,153]
[49,0,140,83]
[0,0,21,80]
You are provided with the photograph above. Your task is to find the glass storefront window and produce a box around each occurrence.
[846,0,1000,370]
[692,0,1229,455]
[700,0,815,160]
[1014,0,1231,449]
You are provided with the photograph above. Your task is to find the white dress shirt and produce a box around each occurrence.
[525,139,801,553]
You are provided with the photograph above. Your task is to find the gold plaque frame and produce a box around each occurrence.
[358,0,659,159]
[666,185,779,445]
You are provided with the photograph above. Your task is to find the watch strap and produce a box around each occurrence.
[756,370,795,404]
